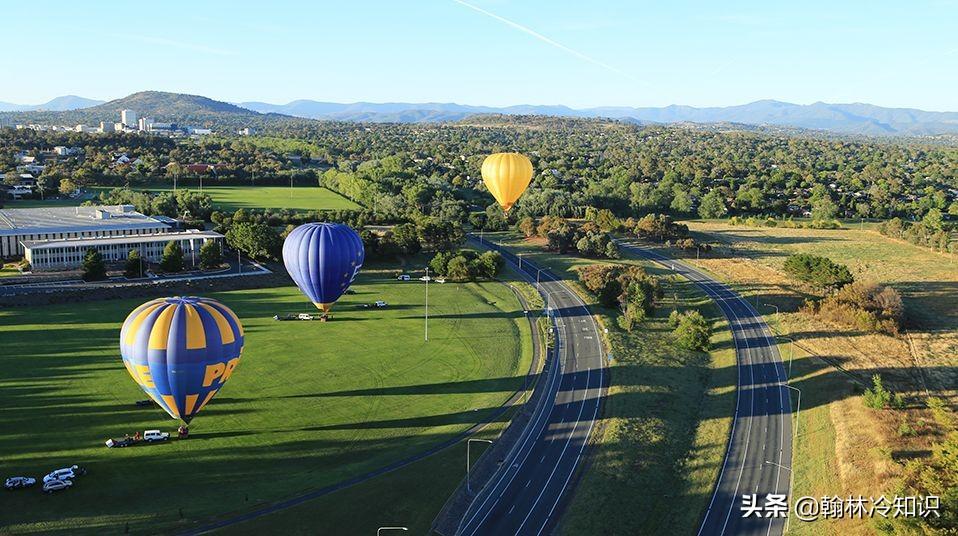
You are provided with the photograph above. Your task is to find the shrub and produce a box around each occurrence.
[199,240,223,269]
[803,281,903,335]
[124,249,146,278]
[862,374,897,410]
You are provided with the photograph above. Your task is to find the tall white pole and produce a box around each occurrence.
[424,267,429,342]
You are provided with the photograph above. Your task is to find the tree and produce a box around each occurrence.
[476,251,504,279]
[446,255,473,281]
[672,310,710,351]
[417,217,464,251]
[160,241,184,272]
[811,195,838,221]
[783,253,853,290]
[670,189,693,213]
[225,222,282,260]
[81,248,107,281]
[698,190,727,219]
[2,171,19,187]
[517,216,537,238]
[58,178,77,197]
[199,240,223,269]
[124,249,146,278]
[391,223,421,255]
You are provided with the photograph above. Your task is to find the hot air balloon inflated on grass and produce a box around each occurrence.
[282,222,365,313]
[481,152,534,212]
[119,296,244,424]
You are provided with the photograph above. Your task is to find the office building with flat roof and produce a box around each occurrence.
[22,229,223,271]
[0,205,170,258]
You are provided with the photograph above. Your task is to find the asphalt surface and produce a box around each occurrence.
[457,236,606,536]
[621,242,794,536]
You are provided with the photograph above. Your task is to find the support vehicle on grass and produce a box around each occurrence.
[4,477,36,490]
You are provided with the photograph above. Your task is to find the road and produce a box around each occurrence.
[620,241,794,536]
[457,236,606,536]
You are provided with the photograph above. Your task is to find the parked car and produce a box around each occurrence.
[4,476,36,490]
[42,479,73,494]
[43,465,84,484]
[105,437,135,448]
[143,430,170,442]
[374,301,388,308]
[396,274,410,281]
[297,313,314,321]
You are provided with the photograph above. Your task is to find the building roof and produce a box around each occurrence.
[0,205,170,237]
[22,229,222,251]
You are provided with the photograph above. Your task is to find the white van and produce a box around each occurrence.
[144,430,170,442]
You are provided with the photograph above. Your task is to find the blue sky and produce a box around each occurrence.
[6,1,957,110]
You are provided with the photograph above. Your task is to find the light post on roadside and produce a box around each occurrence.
[377,527,408,536]
[420,267,431,342]
[779,335,795,379]
[764,460,794,533]
[517,253,524,271]
[466,438,493,493]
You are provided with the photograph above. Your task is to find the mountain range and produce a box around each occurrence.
[3,91,958,136]
[238,99,958,136]
[0,95,104,112]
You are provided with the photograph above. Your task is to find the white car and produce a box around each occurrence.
[143,430,170,442]
[297,313,314,321]
[42,479,73,494]
[374,300,388,308]
[4,476,36,490]
[397,274,410,281]
[43,465,83,484]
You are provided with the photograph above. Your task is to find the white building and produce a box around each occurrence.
[99,121,115,133]
[137,117,153,131]
[121,109,137,128]
[0,205,171,258]
[22,229,223,271]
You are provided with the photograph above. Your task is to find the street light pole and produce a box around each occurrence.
[424,267,429,342]
[466,438,493,493]
[764,460,794,533]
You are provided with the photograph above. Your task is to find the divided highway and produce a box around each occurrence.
[459,236,606,535]
[620,241,794,536]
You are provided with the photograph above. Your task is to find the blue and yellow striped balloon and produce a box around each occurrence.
[119,296,245,424]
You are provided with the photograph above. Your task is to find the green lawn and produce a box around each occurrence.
[0,274,531,534]
[4,185,359,212]
[484,233,734,535]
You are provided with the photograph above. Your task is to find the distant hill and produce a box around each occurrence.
[0,95,104,112]
[240,98,958,136]
[0,91,280,129]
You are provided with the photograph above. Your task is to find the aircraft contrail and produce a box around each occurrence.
[452,0,636,81]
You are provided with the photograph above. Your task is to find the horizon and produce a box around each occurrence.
[4,1,957,111]
[6,91,958,115]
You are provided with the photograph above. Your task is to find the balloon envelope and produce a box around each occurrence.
[119,296,245,424]
[481,152,534,212]
[282,222,365,312]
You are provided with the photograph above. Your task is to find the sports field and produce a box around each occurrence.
[3,185,359,212]
[0,275,531,534]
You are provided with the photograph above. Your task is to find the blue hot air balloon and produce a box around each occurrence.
[282,222,365,312]
[119,296,245,423]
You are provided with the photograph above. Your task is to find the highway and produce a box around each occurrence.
[620,241,794,536]
[458,236,606,536]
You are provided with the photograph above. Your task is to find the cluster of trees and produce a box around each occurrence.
[80,240,223,280]
[428,249,503,281]
[93,187,214,221]
[577,264,662,330]
[783,253,855,290]
[668,310,711,351]
[802,281,904,335]
[6,114,956,226]
[519,216,620,258]
[212,207,376,235]
[878,213,956,255]
[225,222,282,261]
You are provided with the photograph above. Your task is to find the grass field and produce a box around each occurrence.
[0,274,532,534]
[668,220,958,535]
[3,185,359,212]
[483,233,734,535]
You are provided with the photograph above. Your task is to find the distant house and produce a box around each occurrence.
[54,146,80,156]
[186,163,218,174]
[18,155,36,164]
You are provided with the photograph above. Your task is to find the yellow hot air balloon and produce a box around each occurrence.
[481,152,534,212]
